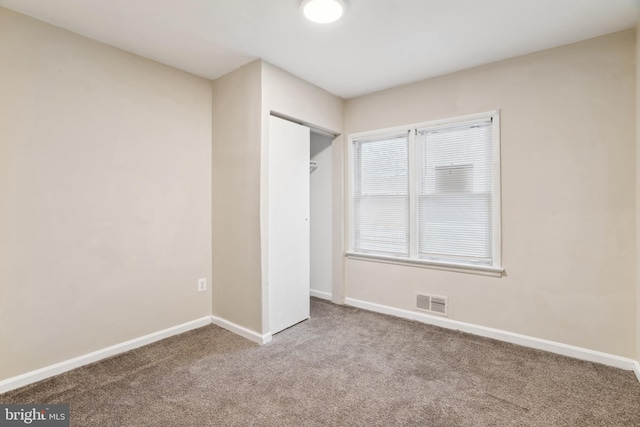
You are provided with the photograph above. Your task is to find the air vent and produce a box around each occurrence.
[416,293,448,316]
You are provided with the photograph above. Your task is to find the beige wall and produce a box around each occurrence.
[0,8,213,380]
[211,61,263,332]
[344,30,636,357]
[260,62,345,332]
[636,24,640,363]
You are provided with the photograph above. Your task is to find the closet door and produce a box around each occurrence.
[268,116,310,334]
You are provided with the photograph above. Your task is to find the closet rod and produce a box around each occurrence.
[270,111,339,139]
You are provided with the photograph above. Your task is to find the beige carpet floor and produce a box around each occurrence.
[2,298,640,426]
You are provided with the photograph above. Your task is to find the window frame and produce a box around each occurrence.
[346,110,503,277]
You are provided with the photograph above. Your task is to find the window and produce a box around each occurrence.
[348,111,502,274]
[352,132,409,256]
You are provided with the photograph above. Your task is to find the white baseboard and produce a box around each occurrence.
[310,289,332,301]
[345,297,639,375]
[0,316,212,395]
[210,316,272,345]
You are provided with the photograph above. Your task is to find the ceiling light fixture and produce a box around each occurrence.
[300,0,348,24]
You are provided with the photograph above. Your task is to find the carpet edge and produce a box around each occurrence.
[345,297,638,375]
[0,316,212,395]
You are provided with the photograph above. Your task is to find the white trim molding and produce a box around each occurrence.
[210,316,272,345]
[0,316,212,395]
[310,289,332,300]
[345,297,639,375]
[345,252,503,277]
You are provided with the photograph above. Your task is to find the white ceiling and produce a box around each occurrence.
[1,0,638,98]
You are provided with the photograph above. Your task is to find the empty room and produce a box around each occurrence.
[1,0,640,425]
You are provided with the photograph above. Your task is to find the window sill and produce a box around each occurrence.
[345,252,504,277]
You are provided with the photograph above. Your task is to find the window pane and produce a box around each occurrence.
[418,193,492,260]
[357,136,408,196]
[354,195,409,255]
[353,133,409,256]
[416,120,493,263]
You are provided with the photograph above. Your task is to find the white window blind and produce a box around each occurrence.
[416,119,493,264]
[352,132,409,256]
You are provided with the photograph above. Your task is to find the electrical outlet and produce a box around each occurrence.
[197,278,207,292]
